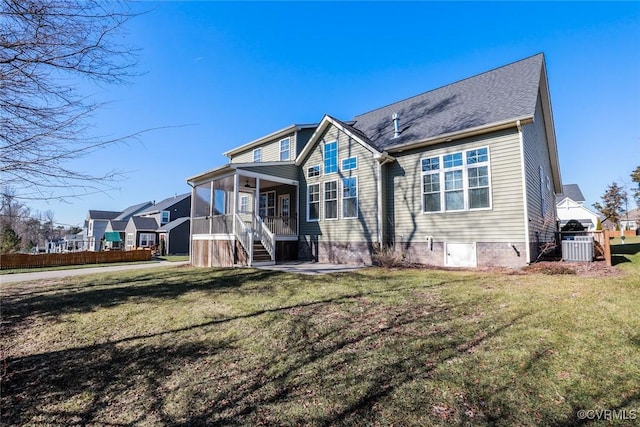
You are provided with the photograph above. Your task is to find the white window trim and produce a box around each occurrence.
[279,137,291,161]
[341,156,358,171]
[307,183,320,222]
[239,195,249,213]
[139,233,156,247]
[421,146,492,214]
[323,140,338,175]
[161,210,170,224]
[253,147,262,163]
[323,179,339,220]
[307,164,321,178]
[259,190,276,218]
[342,176,358,219]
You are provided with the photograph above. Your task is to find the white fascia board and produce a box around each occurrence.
[295,115,383,166]
[223,124,299,158]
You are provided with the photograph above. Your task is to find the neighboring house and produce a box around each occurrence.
[104,220,128,250]
[621,207,639,233]
[187,53,562,268]
[157,217,191,255]
[85,210,120,251]
[135,193,191,226]
[122,194,192,253]
[556,184,601,231]
[63,231,87,252]
[124,216,160,250]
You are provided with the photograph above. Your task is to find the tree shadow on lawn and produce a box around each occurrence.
[1,275,530,426]
[0,268,279,335]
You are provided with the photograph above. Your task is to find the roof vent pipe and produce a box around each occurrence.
[392,113,400,138]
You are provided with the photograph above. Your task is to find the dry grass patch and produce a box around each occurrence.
[1,259,639,426]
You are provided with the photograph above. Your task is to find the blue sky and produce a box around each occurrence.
[31,1,640,227]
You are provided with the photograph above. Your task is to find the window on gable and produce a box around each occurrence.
[324,180,338,219]
[342,177,358,219]
[342,156,357,171]
[324,141,338,174]
[422,147,491,213]
[253,148,262,163]
[280,137,291,161]
[307,165,320,178]
[307,184,319,221]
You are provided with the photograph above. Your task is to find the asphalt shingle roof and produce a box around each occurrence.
[138,193,190,215]
[352,53,544,151]
[556,184,586,203]
[157,217,189,232]
[114,201,152,221]
[87,210,120,220]
[131,216,159,231]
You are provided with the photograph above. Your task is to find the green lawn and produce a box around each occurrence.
[1,248,639,426]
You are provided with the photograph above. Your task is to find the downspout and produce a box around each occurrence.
[517,120,532,263]
[376,152,395,247]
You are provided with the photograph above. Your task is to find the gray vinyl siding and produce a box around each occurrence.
[295,127,317,158]
[522,93,557,250]
[387,128,525,245]
[230,132,296,163]
[237,163,299,181]
[299,124,380,243]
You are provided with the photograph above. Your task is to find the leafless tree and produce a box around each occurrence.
[0,0,141,202]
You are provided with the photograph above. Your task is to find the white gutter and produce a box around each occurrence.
[388,116,534,154]
[517,120,532,264]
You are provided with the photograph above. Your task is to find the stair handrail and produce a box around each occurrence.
[234,212,253,264]
[255,215,275,261]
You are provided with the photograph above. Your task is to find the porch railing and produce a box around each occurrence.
[255,215,275,261]
[192,215,233,234]
[262,216,297,236]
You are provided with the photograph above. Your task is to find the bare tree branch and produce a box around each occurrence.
[0,0,149,202]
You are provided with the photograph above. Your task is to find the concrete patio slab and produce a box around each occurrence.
[256,261,368,275]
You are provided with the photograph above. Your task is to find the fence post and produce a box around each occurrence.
[603,229,612,267]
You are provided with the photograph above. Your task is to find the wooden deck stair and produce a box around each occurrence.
[252,241,272,263]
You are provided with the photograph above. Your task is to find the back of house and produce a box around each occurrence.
[187,53,562,268]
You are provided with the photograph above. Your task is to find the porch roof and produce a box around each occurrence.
[186,162,298,187]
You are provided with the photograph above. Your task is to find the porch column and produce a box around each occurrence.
[254,178,261,222]
[233,173,239,262]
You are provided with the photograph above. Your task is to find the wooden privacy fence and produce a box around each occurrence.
[0,249,152,270]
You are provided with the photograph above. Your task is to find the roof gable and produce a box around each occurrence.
[295,115,389,166]
[130,216,159,231]
[556,184,585,204]
[352,54,544,151]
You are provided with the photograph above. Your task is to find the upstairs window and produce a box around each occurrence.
[324,141,338,174]
[307,165,320,178]
[161,211,170,225]
[342,156,357,171]
[280,138,291,161]
[422,147,491,213]
[253,147,262,163]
